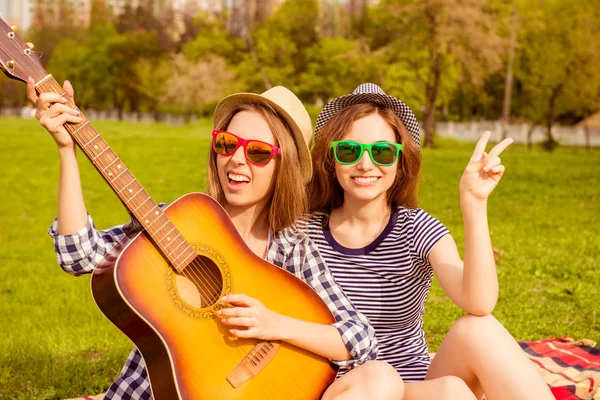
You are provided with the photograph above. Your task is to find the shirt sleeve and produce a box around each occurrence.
[289,236,378,369]
[47,204,167,277]
[47,214,139,277]
[411,209,450,264]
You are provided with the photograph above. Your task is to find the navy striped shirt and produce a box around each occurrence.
[298,207,449,382]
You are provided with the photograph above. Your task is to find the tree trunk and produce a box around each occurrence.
[584,122,590,150]
[501,4,517,140]
[527,124,536,150]
[423,54,441,148]
[547,89,558,142]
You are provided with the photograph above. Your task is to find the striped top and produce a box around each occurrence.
[298,207,449,382]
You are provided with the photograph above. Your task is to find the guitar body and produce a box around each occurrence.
[91,192,337,400]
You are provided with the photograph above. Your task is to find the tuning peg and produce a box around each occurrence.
[26,42,34,49]
[11,25,17,32]
[7,60,15,69]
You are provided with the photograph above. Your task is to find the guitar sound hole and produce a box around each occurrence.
[176,255,224,309]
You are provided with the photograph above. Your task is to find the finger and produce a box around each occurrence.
[45,113,83,131]
[491,165,505,175]
[47,103,81,119]
[218,307,250,318]
[222,294,260,307]
[483,157,501,172]
[487,138,513,158]
[63,80,75,103]
[229,328,255,339]
[221,317,256,327]
[27,77,38,104]
[470,131,491,161]
[38,92,67,110]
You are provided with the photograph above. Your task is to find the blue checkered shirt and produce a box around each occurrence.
[49,209,378,399]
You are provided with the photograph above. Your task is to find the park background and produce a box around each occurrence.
[0,0,599,399]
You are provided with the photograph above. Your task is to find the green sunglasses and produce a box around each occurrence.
[330,140,403,166]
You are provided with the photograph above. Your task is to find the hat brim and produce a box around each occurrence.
[213,93,313,184]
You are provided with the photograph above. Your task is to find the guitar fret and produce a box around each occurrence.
[73,120,90,135]
[132,196,152,213]
[140,204,159,221]
[117,178,137,193]
[152,220,170,234]
[110,167,129,182]
[177,249,197,268]
[167,239,187,258]
[101,158,119,172]
[127,187,144,200]
[160,227,178,243]
[163,232,182,248]
[171,245,192,263]
[92,145,111,160]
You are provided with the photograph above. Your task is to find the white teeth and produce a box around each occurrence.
[353,176,379,184]
[228,173,250,182]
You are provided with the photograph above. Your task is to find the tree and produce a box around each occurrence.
[163,55,235,122]
[515,0,600,149]
[370,0,506,147]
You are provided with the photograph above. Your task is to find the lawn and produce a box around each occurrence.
[0,117,598,399]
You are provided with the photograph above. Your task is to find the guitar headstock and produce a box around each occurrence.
[0,15,45,83]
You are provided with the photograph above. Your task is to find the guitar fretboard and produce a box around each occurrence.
[37,75,195,272]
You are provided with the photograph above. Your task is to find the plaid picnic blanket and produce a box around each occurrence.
[520,337,600,399]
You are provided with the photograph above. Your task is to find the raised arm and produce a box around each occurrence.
[27,78,87,235]
[430,132,513,315]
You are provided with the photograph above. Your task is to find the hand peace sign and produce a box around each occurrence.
[459,131,513,201]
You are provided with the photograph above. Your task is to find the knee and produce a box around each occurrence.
[450,314,500,343]
[437,375,477,399]
[359,361,405,399]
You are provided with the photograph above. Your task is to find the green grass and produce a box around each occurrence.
[1,117,599,399]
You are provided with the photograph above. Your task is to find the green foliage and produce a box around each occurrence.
[2,0,599,129]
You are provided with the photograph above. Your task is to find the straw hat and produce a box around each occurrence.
[213,86,313,184]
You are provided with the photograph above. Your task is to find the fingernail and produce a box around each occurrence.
[76,117,83,122]
[221,296,227,301]
[221,318,227,323]
[216,310,222,315]
[73,109,80,115]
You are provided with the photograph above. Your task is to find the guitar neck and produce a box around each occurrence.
[36,75,196,272]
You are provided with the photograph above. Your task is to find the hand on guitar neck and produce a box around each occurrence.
[27,77,81,150]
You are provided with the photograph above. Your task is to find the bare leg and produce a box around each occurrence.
[424,314,553,400]
[322,361,404,400]
[404,376,478,400]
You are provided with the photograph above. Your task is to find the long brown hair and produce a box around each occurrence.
[308,103,421,213]
[207,103,307,232]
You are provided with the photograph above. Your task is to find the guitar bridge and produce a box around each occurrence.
[226,341,280,388]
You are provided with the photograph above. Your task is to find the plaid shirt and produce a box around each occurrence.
[49,207,378,400]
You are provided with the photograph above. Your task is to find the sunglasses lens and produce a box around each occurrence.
[214,132,239,155]
[335,142,361,163]
[247,141,274,165]
[371,143,398,165]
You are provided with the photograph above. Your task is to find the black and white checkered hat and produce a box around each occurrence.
[316,83,421,147]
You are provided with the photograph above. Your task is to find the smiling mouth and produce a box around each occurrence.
[227,172,251,189]
[351,176,380,185]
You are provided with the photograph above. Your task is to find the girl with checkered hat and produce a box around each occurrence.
[303,83,554,399]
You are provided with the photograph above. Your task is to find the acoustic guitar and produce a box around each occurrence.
[0,17,337,399]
